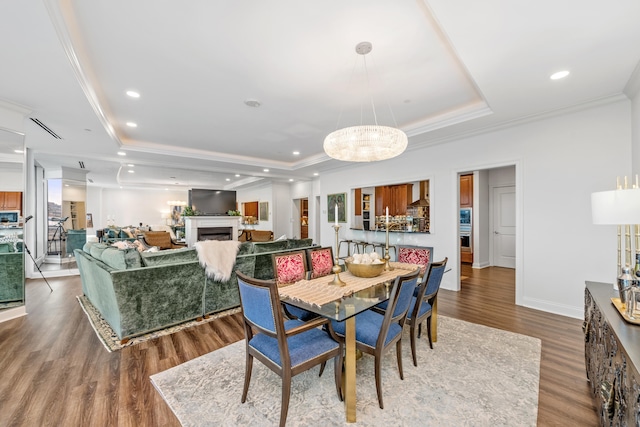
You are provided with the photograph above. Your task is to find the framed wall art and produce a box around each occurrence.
[327,193,346,223]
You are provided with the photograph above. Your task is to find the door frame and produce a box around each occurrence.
[455,160,523,305]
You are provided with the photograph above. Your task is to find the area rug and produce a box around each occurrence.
[150,316,541,426]
[77,295,241,352]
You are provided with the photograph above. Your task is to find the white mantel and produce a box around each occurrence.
[184,216,241,247]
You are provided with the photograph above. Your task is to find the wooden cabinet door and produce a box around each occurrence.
[460,175,473,207]
[0,192,22,212]
[354,188,362,215]
[375,186,386,216]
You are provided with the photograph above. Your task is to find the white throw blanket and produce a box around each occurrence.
[194,240,241,282]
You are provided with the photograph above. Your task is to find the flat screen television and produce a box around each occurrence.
[188,189,237,215]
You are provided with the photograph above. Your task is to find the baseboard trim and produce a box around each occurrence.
[0,306,27,323]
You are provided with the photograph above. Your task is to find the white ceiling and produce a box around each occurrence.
[1,0,640,190]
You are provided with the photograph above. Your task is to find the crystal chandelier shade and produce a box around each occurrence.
[323,125,408,162]
[323,41,407,162]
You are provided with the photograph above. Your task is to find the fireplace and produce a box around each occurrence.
[197,226,233,241]
[184,216,241,247]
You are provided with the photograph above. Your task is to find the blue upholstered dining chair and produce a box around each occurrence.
[236,271,343,427]
[328,268,420,409]
[271,250,317,321]
[406,257,448,366]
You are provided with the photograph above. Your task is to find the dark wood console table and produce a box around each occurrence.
[584,281,640,426]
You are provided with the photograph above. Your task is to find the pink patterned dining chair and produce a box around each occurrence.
[306,246,335,279]
[272,250,308,285]
[272,250,317,321]
[396,245,433,276]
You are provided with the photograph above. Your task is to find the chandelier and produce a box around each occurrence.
[323,42,407,162]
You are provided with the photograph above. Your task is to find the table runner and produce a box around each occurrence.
[279,262,419,307]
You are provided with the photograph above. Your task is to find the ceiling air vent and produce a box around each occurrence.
[29,118,62,139]
[88,178,94,183]
[79,161,85,169]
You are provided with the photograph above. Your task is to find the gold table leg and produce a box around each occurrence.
[431,297,438,343]
[344,316,356,422]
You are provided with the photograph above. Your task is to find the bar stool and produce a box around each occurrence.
[372,242,396,259]
[338,239,357,259]
[353,240,374,254]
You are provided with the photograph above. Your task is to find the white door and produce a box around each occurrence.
[493,186,516,268]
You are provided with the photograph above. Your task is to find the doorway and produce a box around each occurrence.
[458,165,517,291]
[300,198,308,239]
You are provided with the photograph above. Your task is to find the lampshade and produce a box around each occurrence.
[591,188,640,224]
[324,41,407,162]
[323,125,408,162]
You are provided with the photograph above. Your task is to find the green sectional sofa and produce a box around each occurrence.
[0,241,24,303]
[75,238,315,341]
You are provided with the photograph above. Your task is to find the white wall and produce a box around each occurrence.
[317,99,631,319]
[99,188,188,228]
[473,169,490,268]
[236,182,273,233]
[0,163,22,191]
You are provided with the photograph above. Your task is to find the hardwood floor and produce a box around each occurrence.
[0,267,598,426]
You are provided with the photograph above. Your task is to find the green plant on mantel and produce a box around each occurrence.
[182,206,196,216]
[227,210,241,216]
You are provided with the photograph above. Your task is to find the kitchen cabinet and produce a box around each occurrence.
[0,191,22,213]
[460,174,473,207]
[375,184,413,216]
[354,188,362,215]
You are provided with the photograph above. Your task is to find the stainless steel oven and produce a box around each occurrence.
[460,208,472,251]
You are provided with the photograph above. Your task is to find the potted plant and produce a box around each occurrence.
[182,206,196,216]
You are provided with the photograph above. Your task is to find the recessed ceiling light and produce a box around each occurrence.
[550,70,570,80]
[165,188,169,191]
[225,178,230,181]
[127,164,134,167]
[289,178,294,182]
[14,149,23,154]
[128,170,135,173]
[313,172,319,176]
[244,99,261,108]
[117,151,126,156]
[126,122,137,128]
[64,184,69,187]
[293,151,300,155]
[126,90,140,98]
[263,168,269,172]
[235,174,240,177]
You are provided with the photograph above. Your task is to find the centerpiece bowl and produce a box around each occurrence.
[344,257,384,278]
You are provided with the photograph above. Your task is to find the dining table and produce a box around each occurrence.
[278,262,420,423]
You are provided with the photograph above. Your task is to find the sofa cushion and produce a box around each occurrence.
[82,241,95,253]
[140,247,198,267]
[287,238,314,249]
[100,247,143,270]
[237,241,254,256]
[253,240,289,253]
[0,243,11,253]
[89,243,111,260]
